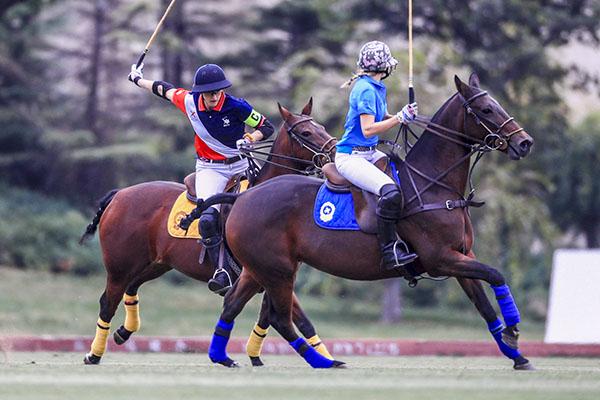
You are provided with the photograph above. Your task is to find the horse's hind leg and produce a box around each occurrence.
[209,272,262,367]
[84,276,129,365]
[265,282,344,369]
[113,264,172,345]
[291,293,333,359]
[245,292,333,366]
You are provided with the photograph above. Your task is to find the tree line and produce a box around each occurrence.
[1,0,599,321]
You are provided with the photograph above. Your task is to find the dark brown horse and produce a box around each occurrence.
[203,74,535,369]
[80,99,337,365]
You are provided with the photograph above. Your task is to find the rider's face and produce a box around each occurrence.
[201,90,224,109]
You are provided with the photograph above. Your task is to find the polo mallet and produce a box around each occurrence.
[135,0,178,68]
[394,0,416,149]
[407,0,415,103]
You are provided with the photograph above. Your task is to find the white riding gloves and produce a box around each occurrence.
[396,102,418,124]
[236,137,251,150]
[128,63,144,86]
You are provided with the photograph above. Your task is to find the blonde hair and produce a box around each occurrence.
[340,70,369,89]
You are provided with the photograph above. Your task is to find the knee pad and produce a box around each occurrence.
[377,184,404,220]
[199,207,221,240]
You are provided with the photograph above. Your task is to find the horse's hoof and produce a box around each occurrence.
[513,356,535,371]
[113,326,132,345]
[249,356,264,367]
[83,353,101,365]
[213,357,240,368]
[331,360,346,368]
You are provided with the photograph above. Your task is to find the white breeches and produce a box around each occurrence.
[334,149,395,195]
[195,158,247,209]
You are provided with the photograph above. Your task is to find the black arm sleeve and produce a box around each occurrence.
[256,118,275,139]
[152,80,175,101]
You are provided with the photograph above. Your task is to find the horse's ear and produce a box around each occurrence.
[468,72,481,88]
[301,97,313,116]
[454,75,468,95]
[278,102,292,121]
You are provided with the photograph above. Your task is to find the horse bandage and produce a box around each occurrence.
[492,284,521,327]
[123,294,141,332]
[307,335,333,360]
[246,324,269,358]
[90,318,111,357]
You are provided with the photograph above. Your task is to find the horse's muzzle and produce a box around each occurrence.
[509,135,533,160]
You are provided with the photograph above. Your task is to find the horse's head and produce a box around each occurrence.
[454,74,534,160]
[277,98,337,167]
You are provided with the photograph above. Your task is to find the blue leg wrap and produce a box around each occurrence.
[290,338,334,368]
[488,318,521,360]
[492,284,521,327]
[208,319,234,363]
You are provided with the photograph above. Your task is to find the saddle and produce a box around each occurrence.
[320,161,388,235]
[183,172,248,202]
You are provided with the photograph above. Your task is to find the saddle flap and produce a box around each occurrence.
[184,172,247,202]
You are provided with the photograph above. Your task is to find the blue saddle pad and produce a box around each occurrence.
[313,184,360,231]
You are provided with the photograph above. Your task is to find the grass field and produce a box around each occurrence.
[0,268,545,340]
[1,353,599,400]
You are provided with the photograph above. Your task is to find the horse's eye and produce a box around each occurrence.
[482,108,493,114]
[301,131,311,137]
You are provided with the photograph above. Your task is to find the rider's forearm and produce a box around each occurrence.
[134,78,176,101]
[362,116,400,138]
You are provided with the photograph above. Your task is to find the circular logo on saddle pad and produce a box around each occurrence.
[319,201,335,222]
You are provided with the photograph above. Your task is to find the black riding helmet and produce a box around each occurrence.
[191,64,232,93]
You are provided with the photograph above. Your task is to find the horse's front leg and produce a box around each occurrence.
[432,251,534,370]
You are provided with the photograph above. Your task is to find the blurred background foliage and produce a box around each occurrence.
[1,0,599,323]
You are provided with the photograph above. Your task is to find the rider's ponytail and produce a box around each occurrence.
[340,70,368,89]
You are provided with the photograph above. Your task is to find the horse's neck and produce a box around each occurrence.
[253,133,297,185]
[406,96,471,194]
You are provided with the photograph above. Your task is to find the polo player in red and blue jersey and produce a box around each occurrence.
[128,62,274,295]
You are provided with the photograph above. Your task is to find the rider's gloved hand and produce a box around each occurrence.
[128,63,144,86]
[396,102,418,124]
[178,214,194,230]
[236,135,253,150]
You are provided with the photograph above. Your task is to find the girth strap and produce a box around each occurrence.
[400,198,485,219]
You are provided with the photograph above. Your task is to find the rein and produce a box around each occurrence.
[241,116,337,182]
[396,91,521,218]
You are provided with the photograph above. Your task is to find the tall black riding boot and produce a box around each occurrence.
[377,184,418,270]
[199,207,238,296]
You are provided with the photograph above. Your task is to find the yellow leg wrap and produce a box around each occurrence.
[246,324,269,358]
[307,335,333,360]
[123,294,141,332]
[90,318,111,357]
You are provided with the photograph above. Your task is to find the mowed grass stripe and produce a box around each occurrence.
[1,353,600,400]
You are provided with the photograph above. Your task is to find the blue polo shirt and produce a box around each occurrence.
[336,75,388,153]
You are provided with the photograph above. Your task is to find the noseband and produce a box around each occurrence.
[462,91,524,151]
[285,116,337,167]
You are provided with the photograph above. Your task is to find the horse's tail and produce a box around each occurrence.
[79,189,119,245]
[198,193,240,213]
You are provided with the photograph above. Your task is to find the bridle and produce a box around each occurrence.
[241,115,337,182]
[462,91,524,151]
[285,116,337,167]
[389,90,526,219]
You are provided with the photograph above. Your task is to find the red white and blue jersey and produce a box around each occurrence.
[171,89,265,160]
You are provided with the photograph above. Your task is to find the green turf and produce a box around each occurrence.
[0,267,544,340]
[1,353,599,400]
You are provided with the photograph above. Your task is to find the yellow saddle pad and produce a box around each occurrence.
[167,192,201,239]
[167,181,249,239]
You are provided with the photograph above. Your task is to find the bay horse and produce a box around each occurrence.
[80,99,337,365]
[202,74,536,369]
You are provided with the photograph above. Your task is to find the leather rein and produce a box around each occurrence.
[396,91,524,219]
[241,116,337,181]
